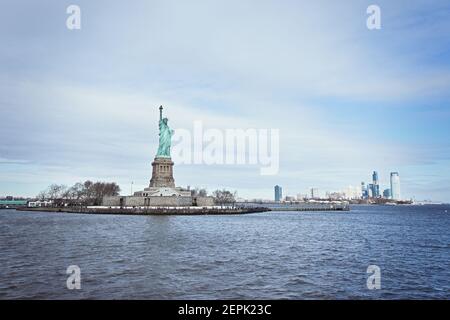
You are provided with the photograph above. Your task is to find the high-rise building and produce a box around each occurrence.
[361,182,366,199]
[372,171,379,184]
[368,184,374,198]
[361,182,372,199]
[372,171,380,197]
[361,182,369,199]
[274,185,282,202]
[390,172,401,200]
[383,188,391,199]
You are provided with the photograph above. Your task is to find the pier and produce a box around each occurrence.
[237,201,350,211]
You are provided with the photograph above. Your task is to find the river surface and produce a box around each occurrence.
[0,205,449,299]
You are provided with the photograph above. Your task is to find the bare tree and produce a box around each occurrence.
[212,189,237,207]
[38,184,67,200]
[36,190,48,201]
[64,182,85,204]
[38,181,120,206]
[85,181,120,205]
[83,180,94,202]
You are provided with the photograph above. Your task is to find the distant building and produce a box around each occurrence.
[372,171,380,197]
[368,183,374,198]
[383,188,391,199]
[285,196,296,202]
[0,199,27,208]
[361,182,370,199]
[372,171,379,184]
[390,172,401,200]
[374,184,380,198]
[274,185,282,202]
[27,200,53,208]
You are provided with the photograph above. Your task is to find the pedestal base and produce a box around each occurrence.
[149,157,175,188]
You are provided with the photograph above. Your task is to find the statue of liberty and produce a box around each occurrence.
[156,106,174,158]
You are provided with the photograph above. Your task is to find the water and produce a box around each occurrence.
[0,205,449,299]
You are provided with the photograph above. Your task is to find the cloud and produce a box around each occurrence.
[0,157,30,165]
[0,79,439,197]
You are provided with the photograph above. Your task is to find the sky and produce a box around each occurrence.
[0,0,450,201]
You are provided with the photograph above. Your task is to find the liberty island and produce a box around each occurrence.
[15,105,270,215]
[16,105,347,214]
[12,105,349,215]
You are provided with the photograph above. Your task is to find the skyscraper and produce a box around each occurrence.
[368,184,374,198]
[372,171,379,184]
[361,182,368,199]
[372,171,380,197]
[310,188,319,199]
[274,185,282,202]
[390,172,401,200]
[383,188,391,199]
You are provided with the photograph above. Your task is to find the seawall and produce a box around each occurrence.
[16,206,270,216]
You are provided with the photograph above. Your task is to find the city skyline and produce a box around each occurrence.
[0,169,411,202]
[270,170,405,202]
[1,1,450,202]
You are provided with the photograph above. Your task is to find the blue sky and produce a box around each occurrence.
[1,0,450,201]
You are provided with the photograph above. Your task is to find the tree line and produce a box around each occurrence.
[190,187,237,207]
[37,182,237,207]
[37,181,120,206]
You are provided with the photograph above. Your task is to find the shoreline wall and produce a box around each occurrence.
[102,195,215,207]
[16,206,269,216]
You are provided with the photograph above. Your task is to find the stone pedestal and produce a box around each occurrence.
[149,157,175,188]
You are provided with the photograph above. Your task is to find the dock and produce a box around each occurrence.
[237,201,350,211]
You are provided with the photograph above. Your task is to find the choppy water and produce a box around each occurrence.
[0,205,449,299]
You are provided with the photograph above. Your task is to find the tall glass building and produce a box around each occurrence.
[372,171,379,184]
[361,182,368,199]
[274,185,282,202]
[368,184,374,198]
[390,172,401,200]
[372,171,380,198]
